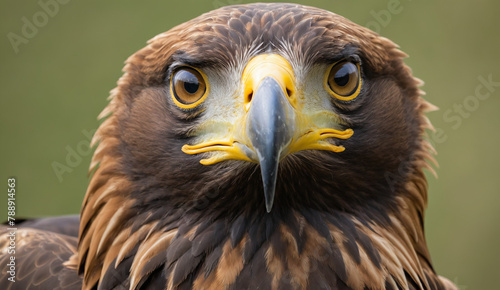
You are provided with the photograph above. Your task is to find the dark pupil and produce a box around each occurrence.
[184,81,199,94]
[177,71,200,94]
[333,63,355,87]
[334,66,352,87]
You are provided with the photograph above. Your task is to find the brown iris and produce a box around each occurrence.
[326,61,361,101]
[172,67,207,108]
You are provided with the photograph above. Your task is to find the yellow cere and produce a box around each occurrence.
[241,54,298,110]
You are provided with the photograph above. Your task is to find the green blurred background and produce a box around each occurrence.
[1,0,498,288]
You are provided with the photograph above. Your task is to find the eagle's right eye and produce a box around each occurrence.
[171,67,208,109]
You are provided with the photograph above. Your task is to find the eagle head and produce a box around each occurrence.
[78,3,455,289]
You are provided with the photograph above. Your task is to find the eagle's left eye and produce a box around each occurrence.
[325,61,361,101]
[171,67,208,109]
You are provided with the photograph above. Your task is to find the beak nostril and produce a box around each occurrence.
[247,92,253,103]
[286,88,293,98]
[244,91,254,111]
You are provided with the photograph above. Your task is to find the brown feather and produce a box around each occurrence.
[0,227,81,289]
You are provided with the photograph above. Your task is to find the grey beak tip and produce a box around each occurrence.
[263,175,276,213]
[265,199,274,213]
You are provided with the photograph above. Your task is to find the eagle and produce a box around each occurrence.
[0,3,456,289]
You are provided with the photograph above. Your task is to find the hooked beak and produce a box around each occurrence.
[182,54,353,212]
[246,76,295,212]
